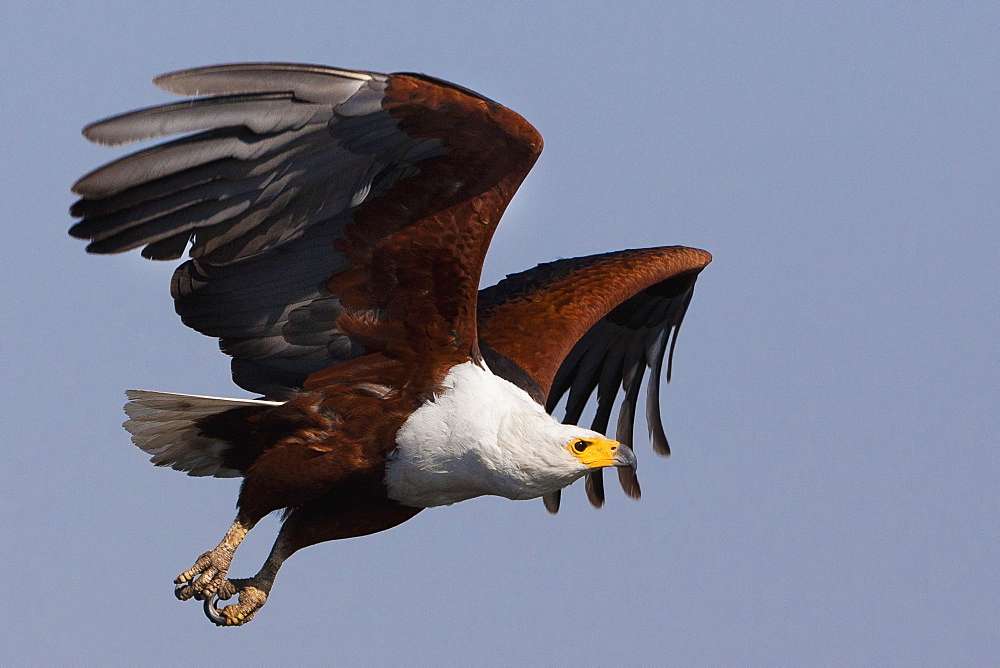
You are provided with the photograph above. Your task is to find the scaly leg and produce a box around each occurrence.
[174,516,255,601]
[201,499,423,626]
[203,530,293,626]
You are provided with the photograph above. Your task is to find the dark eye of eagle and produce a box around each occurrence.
[572,440,590,453]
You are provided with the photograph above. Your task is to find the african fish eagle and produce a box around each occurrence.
[70,63,712,626]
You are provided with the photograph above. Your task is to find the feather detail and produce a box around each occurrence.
[123,390,283,477]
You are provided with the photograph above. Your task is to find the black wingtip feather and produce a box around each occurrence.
[141,233,191,260]
[542,490,561,514]
[585,470,605,508]
[666,288,696,383]
[666,324,681,383]
[618,467,642,499]
[651,432,672,457]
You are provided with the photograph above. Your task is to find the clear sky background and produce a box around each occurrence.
[2,2,996,665]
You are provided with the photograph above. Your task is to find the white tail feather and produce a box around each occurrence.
[123,390,284,477]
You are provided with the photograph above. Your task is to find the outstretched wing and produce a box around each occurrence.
[476,247,711,511]
[71,63,542,396]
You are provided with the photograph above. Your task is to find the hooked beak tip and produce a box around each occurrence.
[614,443,637,470]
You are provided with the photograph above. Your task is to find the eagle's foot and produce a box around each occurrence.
[203,579,268,626]
[173,547,233,601]
[174,518,251,602]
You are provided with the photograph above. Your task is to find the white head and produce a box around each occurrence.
[388,361,637,507]
[493,403,636,492]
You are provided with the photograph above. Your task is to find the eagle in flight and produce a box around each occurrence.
[70,63,712,626]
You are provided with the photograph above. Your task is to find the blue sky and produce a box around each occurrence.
[2,2,996,665]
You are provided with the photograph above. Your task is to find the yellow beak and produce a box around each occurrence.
[578,438,637,470]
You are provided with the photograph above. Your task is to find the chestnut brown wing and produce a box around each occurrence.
[71,63,542,396]
[476,247,712,510]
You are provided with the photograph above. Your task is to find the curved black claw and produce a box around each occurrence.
[204,594,227,625]
[202,580,237,625]
[201,581,266,626]
[174,582,193,600]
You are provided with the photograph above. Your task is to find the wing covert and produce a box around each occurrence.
[477,247,711,509]
[70,63,542,396]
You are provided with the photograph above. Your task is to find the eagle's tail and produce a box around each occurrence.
[123,390,284,478]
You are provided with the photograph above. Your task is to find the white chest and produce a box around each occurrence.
[384,361,578,507]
